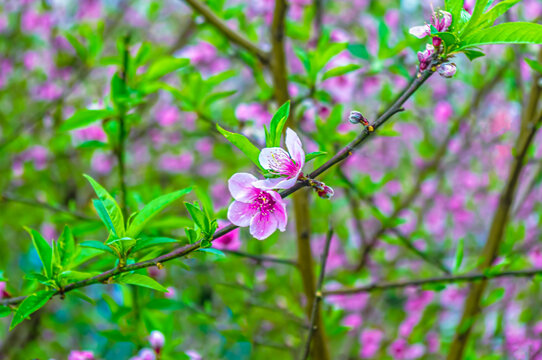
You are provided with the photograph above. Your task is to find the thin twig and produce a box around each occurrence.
[300,225,333,360]
[0,193,93,221]
[323,268,542,296]
[182,0,269,63]
[221,249,297,266]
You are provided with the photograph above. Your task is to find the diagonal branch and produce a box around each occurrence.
[182,0,269,63]
[323,268,542,295]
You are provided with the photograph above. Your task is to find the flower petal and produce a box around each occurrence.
[409,25,430,39]
[227,201,257,227]
[228,172,258,201]
[285,128,305,168]
[253,177,283,190]
[272,202,287,232]
[259,147,290,171]
[249,210,278,240]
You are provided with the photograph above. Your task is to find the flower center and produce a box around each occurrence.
[251,190,277,216]
[269,152,298,177]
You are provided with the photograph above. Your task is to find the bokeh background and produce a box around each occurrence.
[1,0,542,359]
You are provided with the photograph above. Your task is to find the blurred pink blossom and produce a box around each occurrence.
[159,153,194,173]
[359,329,383,358]
[213,220,241,251]
[68,350,94,360]
[155,105,180,127]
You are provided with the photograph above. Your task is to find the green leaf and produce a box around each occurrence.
[118,273,168,292]
[305,151,327,162]
[478,0,522,28]
[268,101,291,147]
[144,57,189,81]
[197,248,226,257]
[79,240,116,255]
[10,290,55,330]
[25,228,53,279]
[185,227,200,244]
[131,237,179,253]
[525,58,542,74]
[185,202,206,231]
[435,32,459,47]
[110,73,127,106]
[0,306,11,318]
[482,287,505,307]
[347,43,370,60]
[59,271,98,281]
[57,226,75,268]
[127,188,191,238]
[84,174,125,237]
[321,64,361,81]
[70,290,96,305]
[445,0,465,29]
[60,109,116,131]
[453,238,464,273]
[461,0,490,35]
[203,90,237,107]
[458,23,542,50]
[92,199,117,236]
[462,49,486,61]
[25,272,55,286]
[216,125,262,170]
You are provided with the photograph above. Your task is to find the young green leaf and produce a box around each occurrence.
[185,227,200,244]
[268,101,291,148]
[462,49,486,61]
[197,248,226,257]
[118,273,168,292]
[525,58,542,74]
[347,44,370,60]
[57,226,76,268]
[0,306,11,318]
[126,188,191,238]
[25,228,53,279]
[478,0,522,28]
[131,237,180,253]
[461,0,490,35]
[458,23,542,50]
[143,57,189,81]
[482,287,505,307]
[185,202,207,232]
[321,64,362,81]
[60,109,116,131]
[445,0,465,29]
[79,240,116,255]
[84,174,125,237]
[10,290,55,330]
[453,237,465,273]
[203,90,237,107]
[305,151,327,162]
[216,125,263,170]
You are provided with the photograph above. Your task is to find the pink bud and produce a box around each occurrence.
[148,330,165,351]
[437,63,457,78]
[432,36,442,48]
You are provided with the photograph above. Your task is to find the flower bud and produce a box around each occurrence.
[316,185,335,199]
[432,36,442,48]
[437,63,456,78]
[348,110,368,125]
[148,330,165,352]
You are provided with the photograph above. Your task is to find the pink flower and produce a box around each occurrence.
[73,125,107,142]
[256,128,305,190]
[434,101,454,124]
[214,220,241,251]
[148,330,165,352]
[68,350,94,360]
[155,105,180,127]
[388,339,425,359]
[185,350,202,360]
[227,173,287,240]
[437,62,457,78]
[342,313,363,329]
[77,0,103,20]
[159,153,193,173]
[409,10,452,39]
[0,282,7,299]
[359,329,384,358]
[91,152,114,174]
[164,286,177,299]
[132,348,155,360]
[417,45,435,71]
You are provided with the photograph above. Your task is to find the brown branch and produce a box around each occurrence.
[182,0,269,63]
[323,268,542,296]
[301,225,333,360]
[447,49,542,360]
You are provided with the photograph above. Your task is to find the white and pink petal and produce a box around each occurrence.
[249,211,278,240]
[228,172,258,202]
[227,201,257,227]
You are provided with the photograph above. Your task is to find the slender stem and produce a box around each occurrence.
[221,249,297,266]
[300,225,333,360]
[182,0,269,63]
[117,35,130,220]
[1,193,92,221]
[324,268,542,296]
[1,64,437,307]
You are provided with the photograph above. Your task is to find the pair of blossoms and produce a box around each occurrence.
[409,9,457,78]
[227,128,333,240]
